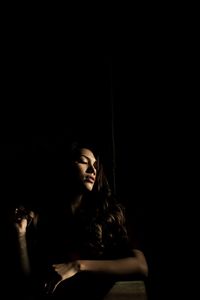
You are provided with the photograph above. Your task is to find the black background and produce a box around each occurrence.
[1,12,197,299]
[0,53,181,298]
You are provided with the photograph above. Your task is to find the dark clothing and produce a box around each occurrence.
[39,273,115,300]
[28,206,135,299]
[11,199,138,299]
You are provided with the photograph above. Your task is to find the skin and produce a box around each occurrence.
[74,148,97,192]
[69,148,97,213]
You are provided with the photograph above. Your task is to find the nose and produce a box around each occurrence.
[87,164,96,175]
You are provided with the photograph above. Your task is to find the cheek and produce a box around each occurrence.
[75,165,86,178]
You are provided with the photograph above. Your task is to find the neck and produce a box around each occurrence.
[70,194,83,214]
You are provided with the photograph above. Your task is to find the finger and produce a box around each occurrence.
[44,276,62,295]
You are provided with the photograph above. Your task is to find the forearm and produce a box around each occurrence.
[17,233,31,276]
[79,249,148,277]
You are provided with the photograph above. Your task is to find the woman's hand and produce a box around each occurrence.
[14,217,28,235]
[14,206,35,236]
[44,261,80,294]
[53,262,80,281]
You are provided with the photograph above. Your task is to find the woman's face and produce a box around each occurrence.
[73,148,97,191]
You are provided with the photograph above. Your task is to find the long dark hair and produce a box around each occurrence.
[64,140,129,257]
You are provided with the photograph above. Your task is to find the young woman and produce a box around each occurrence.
[14,140,148,299]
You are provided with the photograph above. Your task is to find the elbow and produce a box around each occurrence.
[140,260,148,277]
[133,249,148,277]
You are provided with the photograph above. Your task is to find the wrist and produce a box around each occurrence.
[77,260,86,272]
[17,231,27,238]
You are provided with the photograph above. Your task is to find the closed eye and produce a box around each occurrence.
[77,155,97,170]
[77,157,88,164]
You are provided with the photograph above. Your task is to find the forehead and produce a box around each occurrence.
[79,148,96,161]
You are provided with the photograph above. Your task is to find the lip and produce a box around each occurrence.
[85,176,95,183]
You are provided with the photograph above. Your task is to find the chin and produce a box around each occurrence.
[84,183,94,191]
